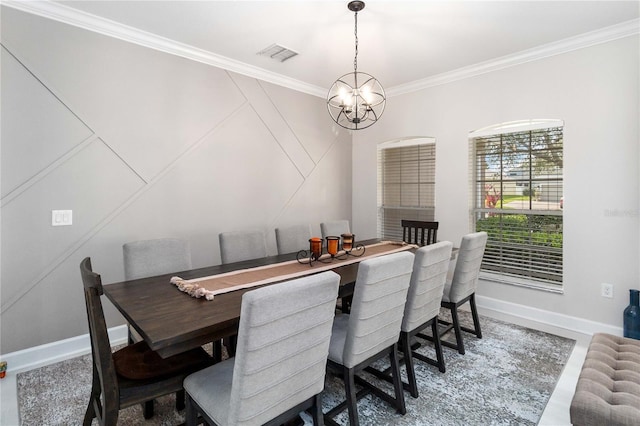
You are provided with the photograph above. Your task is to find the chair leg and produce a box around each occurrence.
[449,306,465,355]
[143,400,154,419]
[431,319,446,373]
[311,394,324,426]
[343,367,359,426]
[84,367,99,425]
[468,293,482,338]
[83,399,96,426]
[342,295,352,313]
[400,332,419,398]
[389,343,406,415]
[176,389,186,411]
[212,340,223,363]
[224,334,237,357]
[186,394,197,426]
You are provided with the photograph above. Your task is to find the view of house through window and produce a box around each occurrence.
[377,138,436,241]
[470,120,563,288]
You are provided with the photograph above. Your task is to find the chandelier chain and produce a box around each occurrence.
[353,12,358,73]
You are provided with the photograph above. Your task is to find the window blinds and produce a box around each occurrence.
[378,142,436,241]
[472,127,563,286]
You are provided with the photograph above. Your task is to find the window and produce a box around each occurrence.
[378,138,436,241]
[470,120,563,288]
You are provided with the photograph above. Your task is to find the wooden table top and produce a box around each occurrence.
[103,245,369,358]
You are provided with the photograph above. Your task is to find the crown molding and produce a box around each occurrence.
[387,18,640,97]
[3,1,638,99]
[1,0,327,98]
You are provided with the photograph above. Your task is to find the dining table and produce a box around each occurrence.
[103,238,402,359]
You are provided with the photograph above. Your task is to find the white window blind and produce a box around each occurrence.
[378,140,436,241]
[471,123,563,286]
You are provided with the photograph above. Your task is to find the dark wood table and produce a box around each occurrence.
[103,245,369,359]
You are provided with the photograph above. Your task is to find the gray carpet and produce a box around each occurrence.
[17,311,575,425]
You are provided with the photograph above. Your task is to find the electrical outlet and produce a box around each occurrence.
[601,283,614,299]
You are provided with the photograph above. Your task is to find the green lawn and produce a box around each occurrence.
[501,195,529,202]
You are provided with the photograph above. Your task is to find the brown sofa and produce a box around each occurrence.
[570,333,640,426]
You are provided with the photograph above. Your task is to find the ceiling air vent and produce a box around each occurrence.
[257,44,298,62]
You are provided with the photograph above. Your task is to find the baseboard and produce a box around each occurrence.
[0,298,623,375]
[475,295,623,337]
[0,325,127,375]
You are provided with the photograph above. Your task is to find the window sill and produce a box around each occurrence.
[479,272,564,294]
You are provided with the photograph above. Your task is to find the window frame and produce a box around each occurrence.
[469,120,564,292]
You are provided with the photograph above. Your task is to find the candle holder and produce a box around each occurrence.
[296,234,365,266]
[326,236,340,256]
[335,233,365,259]
[297,237,333,266]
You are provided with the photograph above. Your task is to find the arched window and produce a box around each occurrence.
[377,137,436,240]
[469,120,563,289]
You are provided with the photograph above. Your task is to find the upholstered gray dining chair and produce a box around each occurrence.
[324,251,414,426]
[275,224,312,255]
[123,238,192,281]
[401,241,452,393]
[81,257,211,425]
[440,231,488,354]
[122,237,200,416]
[320,220,350,239]
[123,238,192,345]
[367,242,453,398]
[184,271,340,426]
[218,230,267,264]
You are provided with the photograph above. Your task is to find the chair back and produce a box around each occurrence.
[123,238,192,280]
[401,220,438,246]
[402,241,453,333]
[447,232,488,303]
[219,230,267,264]
[320,220,350,239]
[342,251,414,368]
[80,257,119,416]
[275,224,312,255]
[228,271,340,425]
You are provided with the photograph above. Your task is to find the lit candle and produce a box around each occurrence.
[326,236,339,256]
[309,237,322,259]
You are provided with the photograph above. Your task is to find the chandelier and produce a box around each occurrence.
[327,1,386,130]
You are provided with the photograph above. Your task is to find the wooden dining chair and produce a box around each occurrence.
[219,230,267,264]
[324,251,414,426]
[184,271,340,426]
[439,232,488,354]
[275,224,312,255]
[80,257,212,425]
[401,220,439,246]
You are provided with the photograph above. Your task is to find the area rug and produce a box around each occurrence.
[17,311,575,425]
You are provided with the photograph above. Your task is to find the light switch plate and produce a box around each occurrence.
[52,210,72,226]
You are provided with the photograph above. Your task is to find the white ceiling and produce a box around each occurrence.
[24,1,640,94]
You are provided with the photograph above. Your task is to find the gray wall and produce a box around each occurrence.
[352,35,640,330]
[1,7,351,354]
